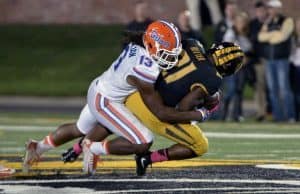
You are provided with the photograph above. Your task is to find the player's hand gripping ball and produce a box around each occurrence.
[203,91,221,111]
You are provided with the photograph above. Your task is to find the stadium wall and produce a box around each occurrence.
[0,0,299,24]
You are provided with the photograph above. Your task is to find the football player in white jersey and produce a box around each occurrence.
[23,20,210,174]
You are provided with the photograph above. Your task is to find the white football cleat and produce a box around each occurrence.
[82,139,99,175]
[22,139,40,173]
[0,165,15,178]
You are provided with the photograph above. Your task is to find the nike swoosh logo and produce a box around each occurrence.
[141,158,146,168]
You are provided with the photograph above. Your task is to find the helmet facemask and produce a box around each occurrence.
[152,44,182,70]
[144,37,182,70]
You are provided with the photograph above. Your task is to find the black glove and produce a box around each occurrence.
[61,147,80,163]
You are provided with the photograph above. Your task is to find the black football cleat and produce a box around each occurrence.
[62,147,80,163]
[135,154,151,176]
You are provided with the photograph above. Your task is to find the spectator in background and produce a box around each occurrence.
[123,1,152,48]
[214,0,238,43]
[289,18,300,121]
[125,1,152,32]
[258,0,295,122]
[249,1,268,121]
[177,10,206,47]
[214,0,239,121]
[222,12,252,122]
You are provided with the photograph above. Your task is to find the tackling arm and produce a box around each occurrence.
[178,86,221,115]
[177,87,207,111]
[127,75,205,123]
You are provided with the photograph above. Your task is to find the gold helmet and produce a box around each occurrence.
[208,42,244,77]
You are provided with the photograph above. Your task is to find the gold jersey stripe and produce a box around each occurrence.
[190,83,208,95]
[164,62,197,84]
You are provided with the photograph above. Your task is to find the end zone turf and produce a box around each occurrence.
[1,154,300,179]
[1,164,300,194]
[1,119,300,193]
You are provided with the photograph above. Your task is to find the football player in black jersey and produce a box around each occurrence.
[62,39,244,176]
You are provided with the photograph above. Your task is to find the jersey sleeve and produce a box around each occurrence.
[132,62,160,84]
[130,48,160,84]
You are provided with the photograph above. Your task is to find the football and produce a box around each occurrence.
[203,91,221,110]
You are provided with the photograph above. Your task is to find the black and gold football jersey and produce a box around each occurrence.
[155,39,222,107]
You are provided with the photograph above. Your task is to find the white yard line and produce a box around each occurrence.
[0,125,54,131]
[230,190,300,194]
[1,178,300,186]
[94,187,300,194]
[256,164,300,170]
[1,125,300,139]
[205,132,300,139]
[0,147,24,152]
[224,154,278,158]
[0,141,18,145]
[1,185,299,194]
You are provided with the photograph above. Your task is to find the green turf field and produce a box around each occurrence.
[0,113,299,161]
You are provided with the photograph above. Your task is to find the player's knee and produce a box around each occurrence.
[69,123,85,137]
[140,130,154,144]
[191,137,209,156]
[55,123,83,137]
[130,129,153,154]
[133,142,152,154]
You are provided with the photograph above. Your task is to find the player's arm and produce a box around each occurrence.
[127,76,206,123]
[178,86,221,113]
[177,87,208,111]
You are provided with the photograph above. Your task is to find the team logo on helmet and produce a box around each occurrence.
[150,30,170,48]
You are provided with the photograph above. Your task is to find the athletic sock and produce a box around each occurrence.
[89,140,109,155]
[73,142,82,154]
[73,137,84,154]
[150,149,169,163]
[36,134,56,155]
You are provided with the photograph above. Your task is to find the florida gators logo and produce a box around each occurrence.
[150,30,170,48]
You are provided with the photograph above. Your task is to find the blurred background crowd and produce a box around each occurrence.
[124,0,300,123]
[0,0,300,123]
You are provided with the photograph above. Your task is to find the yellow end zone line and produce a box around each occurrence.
[1,159,300,171]
[0,160,256,170]
[1,154,300,164]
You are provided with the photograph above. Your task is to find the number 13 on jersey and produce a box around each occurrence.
[114,46,153,71]
[139,55,153,67]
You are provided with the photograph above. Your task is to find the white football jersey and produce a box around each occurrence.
[95,43,160,102]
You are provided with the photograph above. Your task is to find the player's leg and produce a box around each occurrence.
[23,104,99,172]
[62,93,152,162]
[82,86,154,174]
[125,92,208,158]
[62,128,150,163]
[86,91,154,150]
[125,92,208,175]
[84,123,151,156]
[135,123,208,175]
[63,129,151,164]
[62,124,111,163]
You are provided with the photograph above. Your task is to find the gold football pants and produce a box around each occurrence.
[125,92,208,156]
